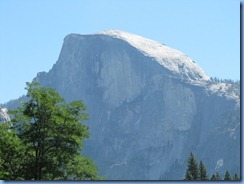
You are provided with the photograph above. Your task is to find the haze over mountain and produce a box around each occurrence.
[3,30,240,180]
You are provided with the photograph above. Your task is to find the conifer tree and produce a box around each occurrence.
[185,153,199,180]
[215,172,221,180]
[199,160,208,180]
[210,174,216,180]
[185,171,193,180]
[224,171,231,180]
[233,173,240,180]
[183,153,240,181]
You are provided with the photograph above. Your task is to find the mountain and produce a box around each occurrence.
[4,30,240,180]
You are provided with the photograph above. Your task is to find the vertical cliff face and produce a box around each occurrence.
[11,30,239,180]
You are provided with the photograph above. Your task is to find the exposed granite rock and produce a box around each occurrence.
[5,31,240,180]
[0,107,10,124]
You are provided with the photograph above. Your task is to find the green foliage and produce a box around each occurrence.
[210,172,221,180]
[64,155,99,180]
[199,160,208,180]
[185,152,199,180]
[215,172,221,180]
[184,153,239,181]
[1,82,99,180]
[185,171,193,180]
[233,173,240,180]
[210,77,240,97]
[210,174,216,180]
[224,171,231,180]
[0,123,26,180]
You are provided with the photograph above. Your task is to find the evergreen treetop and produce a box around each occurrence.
[184,153,239,181]
[185,152,199,180]
[224,171,231,180]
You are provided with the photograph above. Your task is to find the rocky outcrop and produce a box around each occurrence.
[5,30,240,179]
[0,107,10,124]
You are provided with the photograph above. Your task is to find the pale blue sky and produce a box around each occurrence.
[0,0,240,104]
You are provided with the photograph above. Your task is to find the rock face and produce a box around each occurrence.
[0,107,10,124]
[5,30,240,179]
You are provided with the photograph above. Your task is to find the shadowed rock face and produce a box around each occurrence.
[6,31,240,180]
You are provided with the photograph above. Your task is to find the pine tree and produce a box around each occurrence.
[233,173,240,180]
[185,153,199,180]
[210,174,216,180]
[185,171,193,180]
[199,160,208,180]
[224,171,231,180]
[215,172,221,180]
[210,172,221,180]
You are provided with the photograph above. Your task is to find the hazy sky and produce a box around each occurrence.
[0,0,240,104]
